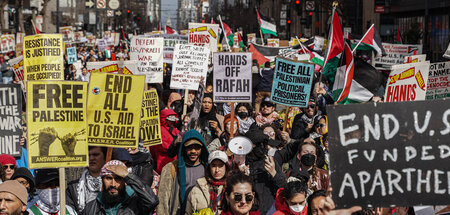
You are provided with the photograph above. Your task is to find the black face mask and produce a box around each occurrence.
[171,100,183,116]
[252,144,267,160]
[300,154,316,167]
[237,112,248,119]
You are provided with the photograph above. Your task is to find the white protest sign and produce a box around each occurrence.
[404,54,426,63]
[1,35,10,53]
[60,26,75,43]
[267,38,280,47]
[8,56,24,91]
[147,34,188,64]
[426,61,450,100]
[373,43,422,69]
[130,37,164,83]
[170,44,210,90]
[213,52,252,102]
[444,43,450,59]
[385,61,430,102]
[188,23,219,52]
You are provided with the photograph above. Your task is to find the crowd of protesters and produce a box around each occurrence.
[0,36,416,215]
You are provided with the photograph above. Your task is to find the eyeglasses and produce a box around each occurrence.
[317,123,326,128]
[233,193,254,203]
[264,131,275,137]
[3,165,15,170]
[308,104,316,109]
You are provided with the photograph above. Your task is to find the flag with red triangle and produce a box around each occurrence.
[323,9,344,68]
[333,42,355,104]
[222,22,234,47]
[396,28,402,44]
[165,25,176,34]
[358,24,386,57]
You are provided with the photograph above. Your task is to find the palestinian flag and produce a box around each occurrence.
[238,32,245,49]
[105,49,111,59]
[299,42,323,66]
[323,9,344,69]
[332,43,355,104]
[396,28,402,44]
[358,24,386,57]
[256,9,277,36]
[222,22,234,47]
[249,43,270,66]
[165,25,176,34]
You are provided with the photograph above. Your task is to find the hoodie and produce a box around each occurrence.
[273,188,308,215]
[150,109,180,174]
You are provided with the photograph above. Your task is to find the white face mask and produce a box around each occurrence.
[289,204,305,213]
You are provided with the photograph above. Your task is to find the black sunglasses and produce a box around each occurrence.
[308,104,316,109]
[3,165,15,170]
[233,193,254,203]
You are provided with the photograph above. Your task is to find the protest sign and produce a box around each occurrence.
[16,32,25,44]
[267,38,280,47]
[0,84,22,157]
[327,99,450,208]
[188,23,219,52]
[16,43,23,56]
[27,81,88,168]
[384,61,430,102]
[1,35,9,53]
[140,90,162,146]
[84,61,138,75]
[23,34,64,82]
[444,43,450,59]
[404,54,426,63]
[148,34,188,64]
[60,26,74,43]
[373,43,423,69]
[87,73,145,148]
[130,37,164,83]
[270,57,314,107]
[97,39,107,52]
[74,31,84,43]
[247,33,256,45]
[66,47,77,65]
[426,61,450,100]
[213,52,252,102]
[170,44,210,91]
[6,35,15,52]
[86,35,96,46]
[8,56,24,91]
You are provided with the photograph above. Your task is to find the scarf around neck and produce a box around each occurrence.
[207,177,226,212]
[77,169,102,211]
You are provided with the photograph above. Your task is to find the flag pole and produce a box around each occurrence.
[296,36,307,54]
[318,6,337,85]
[351,24,374,54]
[259,29,265,46]
[218,15,231,52]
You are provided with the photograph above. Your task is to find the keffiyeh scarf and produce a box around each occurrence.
[77,169,102,211]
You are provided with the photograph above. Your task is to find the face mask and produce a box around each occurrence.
[37,188,60,213]
[300,153,316,167]
[237,112,248,119]
[289,204,305,213]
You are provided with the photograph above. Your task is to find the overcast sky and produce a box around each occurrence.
[161,0,178,28]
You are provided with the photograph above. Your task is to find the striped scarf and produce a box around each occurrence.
[207,178,226,212]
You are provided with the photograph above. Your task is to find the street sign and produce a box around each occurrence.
[109,0,120,10]
[115,10,122,16]
[97,0,106,9]
[306,1,315,11]
[107,10,114,17]
[85,0,94,8]
[280,11,287,19]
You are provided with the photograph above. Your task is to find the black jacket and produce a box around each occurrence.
[82,174,159,215]
[66,178,83,213]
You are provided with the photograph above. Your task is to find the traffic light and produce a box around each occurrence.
[307,12,313,26]
[287,19,291,24]
[295,0,302,16]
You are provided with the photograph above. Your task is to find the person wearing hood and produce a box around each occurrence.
[242,129,286,215]
[199,93,224,141]
[274,181,308,215]
[290,99,322,140]
[157,129,210,215]
[150,108,180,174]
[11,167,37,209]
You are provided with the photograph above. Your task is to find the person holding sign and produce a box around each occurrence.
[82,160,159,215]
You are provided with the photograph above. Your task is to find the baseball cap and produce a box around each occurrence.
[184,139,203,147]
[208,150,228,164]
[0,180,28,204]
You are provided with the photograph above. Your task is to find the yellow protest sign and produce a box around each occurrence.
[23,34,64,82]
[87,73,145,148]
[140,90,162,146]
[27,81,88,169]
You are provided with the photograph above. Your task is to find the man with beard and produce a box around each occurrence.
[66,146,107,213]
[157,129,209,215]
[0,180,28,215]
[254,99,280,127]
[290,99,322,140]
[82,160,158,214]
[27,169,77,215]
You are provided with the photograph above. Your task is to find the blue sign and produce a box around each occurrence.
[67,47,77,64]
[270,57,314,107]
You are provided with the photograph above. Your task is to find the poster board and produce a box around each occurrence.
[27,81,88,168]
[267,38,280,47]
[60,26,75,43]
[130,37,164,83]
[213,52,252,102]
[188,23,219,53]
[328,99,450,208]
[87,73,145,148]
[426,61,450,100]
[404,54,426,64]
[0,84,22,157]
[170,44,210,90]
[66,47,77,65]
[270,57,314,107]
[140,90,162,146]
[8,56,25,91]
[373,43,423,70]
[384,61,430,102]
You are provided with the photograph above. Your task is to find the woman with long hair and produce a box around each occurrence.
[186,151,230,214]
[221,172,260,215]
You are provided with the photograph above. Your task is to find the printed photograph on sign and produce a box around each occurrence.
[87,73,145,148]
[0,84,22,157]
[140,90,162,146]
[27,81,88,168]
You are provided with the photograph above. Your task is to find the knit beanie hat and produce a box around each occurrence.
[0,154,16,165]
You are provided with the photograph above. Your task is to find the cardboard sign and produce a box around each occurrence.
[84,61,138,75]
[8,56,25,91]
[66,47,77,65]
[213,52,252,102]
[443,43,450,59]
[385,61,430,102]
[16,33,25,44]
[327,99,450,208]
[27,81,88,168]
[97,39,107,52]
[0,84,22,157]
[130,37,164,83]
[1,35,10,53]
[267,38,280,47]
[60,26,75,43]
[188,23,219,52]
[23,34,64,82]
[247,33,256,46]
[87,73,145,148]
[404,54,426,64]
[373,43,423,69]
[270,57,314,107]
[148,34,188,64]
[140,90,162,146]
[170,44,210,90]
[426,61,450,100]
